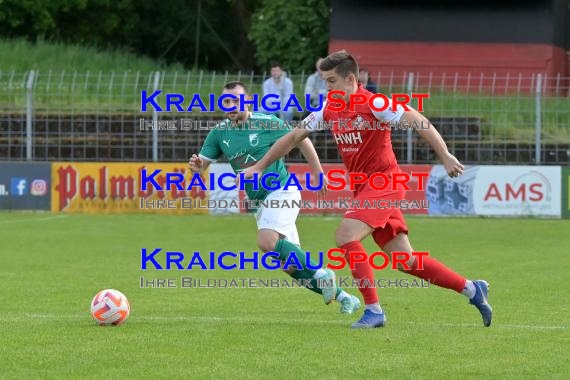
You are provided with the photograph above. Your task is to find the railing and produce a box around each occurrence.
[0,70,568,164]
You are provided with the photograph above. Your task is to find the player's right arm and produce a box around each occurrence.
[190,129,221,174]
[189,154,211,174]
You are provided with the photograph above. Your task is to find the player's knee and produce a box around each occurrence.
[257,235,278,253]
[335,227,353,247]
[281,264,296,275]
[389,251,416,271]
[406,254,416,269]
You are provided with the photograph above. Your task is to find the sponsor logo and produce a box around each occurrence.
[10,178,28,196]
[54,165,206,212]
[483,171,551,203]
[473,167,561,216]
[30,179,48,196]
[140,91,429,113]
[333,131,363,145]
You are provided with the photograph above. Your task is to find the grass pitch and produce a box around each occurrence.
[1,213,569,379]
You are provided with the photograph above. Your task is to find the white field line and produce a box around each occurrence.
[0,313,568,330]
[0,215,68,224]
[439,323,569,330]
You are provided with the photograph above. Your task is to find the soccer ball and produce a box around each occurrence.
[90,289,130,326]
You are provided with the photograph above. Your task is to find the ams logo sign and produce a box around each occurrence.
[474,168,560,216]
[484,183,546,202]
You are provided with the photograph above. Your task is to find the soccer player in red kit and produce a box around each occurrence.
[242,50,492,329]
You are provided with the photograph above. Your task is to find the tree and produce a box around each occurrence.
[248,0,330,73]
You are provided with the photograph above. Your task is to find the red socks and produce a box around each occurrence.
[406,256,466,293]
[339,241,466,299]
[340,241,379,305]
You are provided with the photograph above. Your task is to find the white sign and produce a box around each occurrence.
[472,166,561,216]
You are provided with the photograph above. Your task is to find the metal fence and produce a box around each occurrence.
[0,70,568,164]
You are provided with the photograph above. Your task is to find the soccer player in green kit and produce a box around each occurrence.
[189,81,360,313]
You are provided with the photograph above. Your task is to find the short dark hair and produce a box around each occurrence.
[223,81,249,94]
[270,62,281,69]
[319,50,359,78]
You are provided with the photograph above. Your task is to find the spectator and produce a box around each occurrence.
[304,58,327,111]
[359,69,378,93]
[263,62,294,122]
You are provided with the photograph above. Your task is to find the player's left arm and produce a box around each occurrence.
[370,97,464,178]
[400,109,464,178]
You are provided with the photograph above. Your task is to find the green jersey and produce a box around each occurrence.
[199,112,293,201]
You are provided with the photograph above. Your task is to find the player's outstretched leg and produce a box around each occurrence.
[382,233,492,327]
[258,229,359,311]
[337,219,386,328]
[339,294,361,315]
[285,264,361,314]
[274,238,336,304]
[468,280,492,327]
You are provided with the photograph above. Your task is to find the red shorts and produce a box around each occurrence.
[343,186,409,248]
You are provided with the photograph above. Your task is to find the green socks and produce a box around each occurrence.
[274,239,343,298]
[274,239,318,276]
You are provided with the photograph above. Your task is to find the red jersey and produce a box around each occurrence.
[306,85,405,194]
